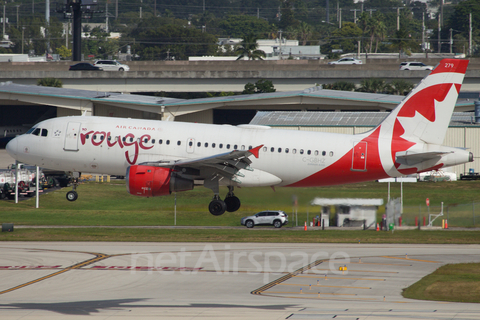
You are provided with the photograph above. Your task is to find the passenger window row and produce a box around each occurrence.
[86,134,335,157]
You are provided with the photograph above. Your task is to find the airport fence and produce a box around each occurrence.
[401,202,480,227]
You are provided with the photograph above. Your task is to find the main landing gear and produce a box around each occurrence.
[66,173,80,202]
[208,186,241,216]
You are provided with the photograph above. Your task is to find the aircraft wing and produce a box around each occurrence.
[395,151,451,166]
[139,145,263,183]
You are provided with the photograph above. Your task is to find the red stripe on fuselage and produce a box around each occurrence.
[286,127,388,187]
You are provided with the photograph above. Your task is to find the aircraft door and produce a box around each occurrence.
[186,138,195,154]
[64,122,81,151]
[351,141,367,171]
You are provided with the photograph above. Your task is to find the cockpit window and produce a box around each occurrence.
[32,128,41,136]
[41,129,48,137]
[26,126,38,134]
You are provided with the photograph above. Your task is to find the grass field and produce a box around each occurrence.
[0,180,479,244]
[1,228,480,243]
[403,263,480,303]
[1,180,479,227]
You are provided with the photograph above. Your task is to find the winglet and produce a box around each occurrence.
[248,145,264,158]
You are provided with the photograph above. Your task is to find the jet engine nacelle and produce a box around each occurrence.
[126,165,194,197]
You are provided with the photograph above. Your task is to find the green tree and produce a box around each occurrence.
[47,17,66,54]
[323,81,356,91]
[296,22,313,45]
[242,79,275,94]
[386,79,414,96]
[446,0,480,35]
[255,79,276,93]
[235,34,266,60]
[357,78,387,93]
[127,22,218,60]
[331,22,362,53]
[242,82,256,94]
[218,15,275,38]
[56,45,72,60]
[359,12,387,54]
[37,78,63,88]
[278,0,299,30]
[445,0,480,55]
[82,27,120,59]
[370,15,387,53]
[390,27,417,58]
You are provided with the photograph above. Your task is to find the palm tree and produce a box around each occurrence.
[323,81,356,91]
[372,19,386,53]
[360,13,386,54]
[387,79,414,95]
[297,22,312,45]
[391,28,414,58]
[357,78,387,93]
[235,34,266,60]
[358,13,372,53]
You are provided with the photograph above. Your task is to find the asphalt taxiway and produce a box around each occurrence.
[0,242,479,319]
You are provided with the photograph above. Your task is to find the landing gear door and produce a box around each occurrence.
[64,122,81,151]
[186,138,195,154]
[351,141,367,171]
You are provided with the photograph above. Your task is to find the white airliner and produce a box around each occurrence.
[6,59,474,215]
[0,126,29,144]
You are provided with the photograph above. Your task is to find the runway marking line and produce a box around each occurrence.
[347,262,412,266]
[296,275,386,281]
[262,293,377,301]
[278,283,371,289]
[380,256,440,263]
[266,291,356,296]
[308,269,399,274]
[0,252,110,296]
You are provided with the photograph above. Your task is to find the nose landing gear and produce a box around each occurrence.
[66,173,80,202]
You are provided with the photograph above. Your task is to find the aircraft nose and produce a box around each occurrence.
[6,137,17,157]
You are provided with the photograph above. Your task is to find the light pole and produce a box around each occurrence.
[3,3,5,39]
[16,5,19,28]
[22,27,25,54]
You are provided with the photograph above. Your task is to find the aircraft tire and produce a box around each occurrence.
[66,191,78,202]
[209,199,226,216]
[225,196,241,212]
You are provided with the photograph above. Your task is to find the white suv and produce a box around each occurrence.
[241,210,288,228]
[93,60,130,71]
[399,62,434,71]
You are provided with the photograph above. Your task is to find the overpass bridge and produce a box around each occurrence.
[1,59,480,93]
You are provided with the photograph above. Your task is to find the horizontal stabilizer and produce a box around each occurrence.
[395,151,451,166]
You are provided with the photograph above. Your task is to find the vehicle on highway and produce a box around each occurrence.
[69,63,103,71]
[328,57,363,65]
[241,210,288,228]
[93,60,130,71]
[399,62,434,70]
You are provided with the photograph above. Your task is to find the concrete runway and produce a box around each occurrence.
[0,242,479,319]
